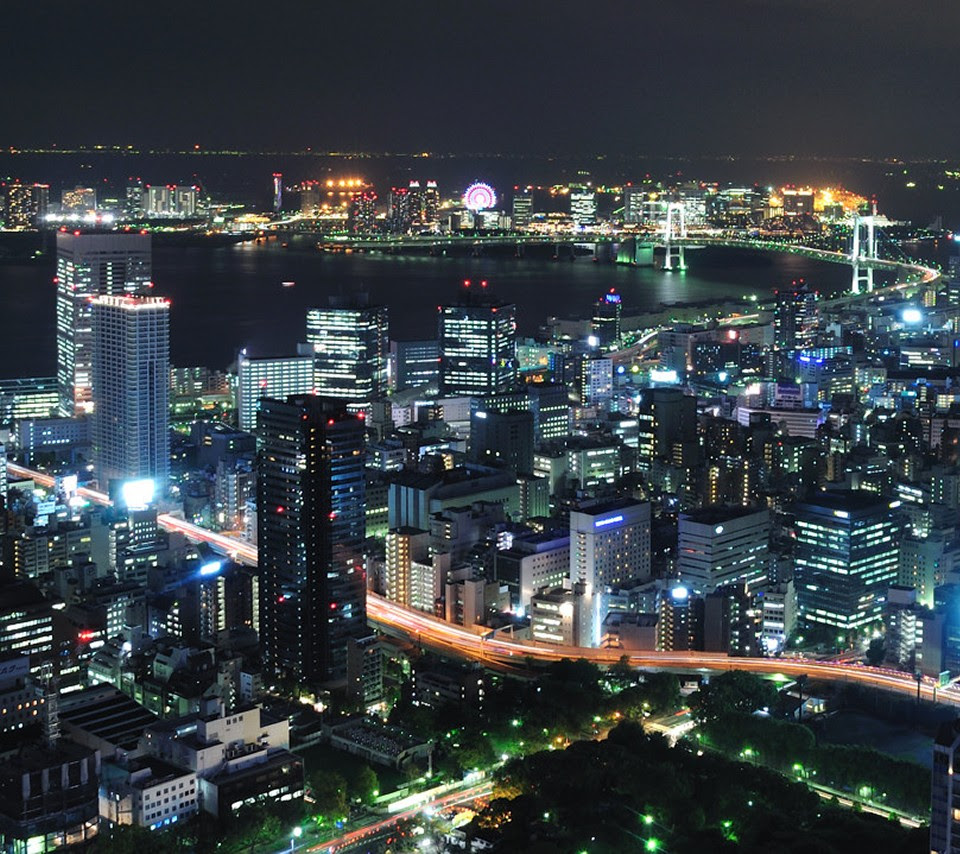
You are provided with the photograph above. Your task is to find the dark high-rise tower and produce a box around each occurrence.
[438,281,518,397]
[257,395,367,686]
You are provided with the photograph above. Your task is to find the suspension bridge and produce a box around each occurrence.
[263,209,940,297]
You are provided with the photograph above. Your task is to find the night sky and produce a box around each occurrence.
[5,1,957,156]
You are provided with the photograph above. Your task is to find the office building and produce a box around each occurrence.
[590,289,622,349]
[658,585,704,651]
[899,530,956,608]
[0,739,100,850]
[623,186,647,225]
[570,500,652,646]
[257,396,366,686]
[758,580,797,653]
[570,187,596,227]
[91,295,170,490]
[236,352,314,433]
[0,377,59,428]
[794,491,900,631]
[306,303,389,408]
[438,284,518,397]
[677,507,770,594]
[530,586,585,646]
[469,408,534,474]
[385,527,430,608]
[774,282,818,350]
[643,386,699,467]
[140,700,302,818]
[56,230,152,415]
[511,190,533,229]
[580,358,613,408]
[527,384,570,444]
[495,533,570,611]
[391,339,440,390]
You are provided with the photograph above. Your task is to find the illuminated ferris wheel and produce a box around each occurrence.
[463,182,497,211]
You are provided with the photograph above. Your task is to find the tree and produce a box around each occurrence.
[608,655,636,688]
[347,764,380,804]
[641,672,681,715]
[95,825,170,854]
[309,770,349,824]
[866,637,885,666]
[694,672,778,723]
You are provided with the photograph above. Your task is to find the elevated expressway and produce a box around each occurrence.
[7,464,956,706]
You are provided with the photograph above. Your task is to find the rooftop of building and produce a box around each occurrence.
[126,757,195,790]
[570,497,647,517]
[325,715,427,756]
[679,506,769,525]
[59,686,159,753]
[0,736,97,777]
[795,489,893,513]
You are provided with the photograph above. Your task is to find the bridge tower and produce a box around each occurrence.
[663,202,687,271]
[851,211,878,294]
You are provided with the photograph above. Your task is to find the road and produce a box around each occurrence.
[7,468,957,707]
[304,781,492,853]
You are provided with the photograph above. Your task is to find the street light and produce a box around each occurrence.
[290,825,302,852]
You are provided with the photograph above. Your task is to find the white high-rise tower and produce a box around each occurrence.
[91,295,170,491]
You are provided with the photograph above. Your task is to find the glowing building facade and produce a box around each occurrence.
[90,295,170,491]
[56,231,152,415]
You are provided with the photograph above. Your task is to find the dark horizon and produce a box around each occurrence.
[6,0,960,158]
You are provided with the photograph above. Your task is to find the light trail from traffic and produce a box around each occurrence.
[7,462,955,706]
[305,781,492,853]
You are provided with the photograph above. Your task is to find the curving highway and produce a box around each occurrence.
[8,461,957,706]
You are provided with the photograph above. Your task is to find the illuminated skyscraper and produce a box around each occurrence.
[773,281,818,350]
[56,230,152,415]
[794,491,900,631]
[387,186,411,233]
[569,500,652,646]
[125,177,144,218]
[438,282,518,397]
[90,295,170,491]
[257,395,366,685]
[2,182,48,229]
[623,186,646,225]
[408,180,439,229]
[350,190,378,233]
[236,351,314,433]
[570,186,596,227]
[590,289,622,349]
[511,189,533,229]
[677,507,770,595]
[306,302,389,408]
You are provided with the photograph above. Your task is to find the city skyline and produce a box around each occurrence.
[2,3,960,851]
